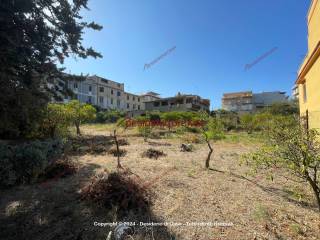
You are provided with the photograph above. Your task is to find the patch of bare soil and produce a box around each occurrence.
[0,126,319,240]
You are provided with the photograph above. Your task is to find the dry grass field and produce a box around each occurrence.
[0,124,319,240]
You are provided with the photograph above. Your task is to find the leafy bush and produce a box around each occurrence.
[137,125,152,141]
[0,139,65,188]
[212,109,239,131]
[243,116,320,211]
[37,103,72,138]
[262,101,299,116]
[95,110,125,123]
[240,114,256,134]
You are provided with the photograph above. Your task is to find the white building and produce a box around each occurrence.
[64,75,158,112]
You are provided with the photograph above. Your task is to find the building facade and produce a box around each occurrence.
[296,0,320,129]
[222,91,288,113]
[66,75,144,112]
[292,84,299,100]
[144,93,210,112]
[58,76,210,115]
[222,91,254,113]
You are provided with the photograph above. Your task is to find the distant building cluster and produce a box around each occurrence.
[221,91,288,114]
[54,74,210,116]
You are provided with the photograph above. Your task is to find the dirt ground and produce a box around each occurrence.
[0,125,319,240]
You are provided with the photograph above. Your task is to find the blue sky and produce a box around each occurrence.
[64,0,310,109]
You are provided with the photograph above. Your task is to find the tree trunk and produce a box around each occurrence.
[75,122,81,136]
[306,175,320,211]
[50,126,56,139]
[113,130,122,169]
[205,138,213,169]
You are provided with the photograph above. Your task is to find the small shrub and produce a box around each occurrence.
[180,143,194,152]
[108,148,127,157]
[117,138,129,146]
[142,148,166,159]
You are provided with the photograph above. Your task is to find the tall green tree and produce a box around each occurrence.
[0,0,102,139]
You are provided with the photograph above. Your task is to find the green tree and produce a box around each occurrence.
[40,103,71,138]
[243,116,320,211]
[0,0,102,139]
[66,100,96,135]
[200,112,225,168]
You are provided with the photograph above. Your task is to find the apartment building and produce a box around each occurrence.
[222,91,288,113]
[296,0,320,129]
[65,75,145,112]
[144,93,210,112]
[222,91,254,113]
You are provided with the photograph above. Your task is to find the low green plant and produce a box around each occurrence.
[289,223,304,235]
[0,139,65,188]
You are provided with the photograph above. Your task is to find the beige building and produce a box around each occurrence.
[66,75,154,112]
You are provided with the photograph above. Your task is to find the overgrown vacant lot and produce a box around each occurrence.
[0,125,319,240]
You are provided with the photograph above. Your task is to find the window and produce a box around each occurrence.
[186,98,193,104]
[127,95,129,100]
[133,96,135,101]
[99,96,104,103]
[111,98,113,104]
[117,83,121,88]
[138,98,140,102]
[117,91,121,97]
[161,101,168,106]
[138,105,140,110]
[303,83,307,103]
[111,89,114,95]
[74,83,78,89]
[99,87,104,92]
[88,96,92,104]
[133,104,136,109]
[154,102,160,107]
[117,99,120,107]
[89,85,92,92]
[127,103,130,109]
